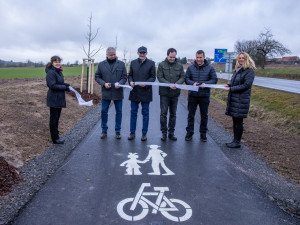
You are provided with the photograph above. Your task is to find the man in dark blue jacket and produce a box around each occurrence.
[185,50,218,141]
[95,47,127,139]
[127,46,156,141]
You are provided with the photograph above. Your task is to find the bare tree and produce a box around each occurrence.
[115,34,118,51]
[123,48,128,63]
[234,40,258,57]
[256,28,291,68]
[82,13,103,58]
[234,28,291,69]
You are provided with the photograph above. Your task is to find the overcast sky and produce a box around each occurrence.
[0,0,299,64]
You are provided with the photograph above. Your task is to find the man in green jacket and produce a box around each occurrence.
[157,48,185,141]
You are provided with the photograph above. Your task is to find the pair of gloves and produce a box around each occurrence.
[64,83,70,92]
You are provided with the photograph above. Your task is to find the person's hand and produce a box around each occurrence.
[115,82,120,89]
[200,82,205,89]
[64,83,70,87]
[65,85,70,92]
[170,83,177,89]
[130,82,135,87]
[105,83,111,88]
[193,82,199,86]
[224,84,230,91]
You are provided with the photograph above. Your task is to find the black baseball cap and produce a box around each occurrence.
[138,46,147,53]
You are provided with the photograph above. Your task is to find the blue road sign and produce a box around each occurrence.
[214,49,227,63]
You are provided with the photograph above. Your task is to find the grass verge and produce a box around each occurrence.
[211,79,300,135]
[255,68,300,80]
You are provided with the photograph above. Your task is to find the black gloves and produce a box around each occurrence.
[64,83,70,91]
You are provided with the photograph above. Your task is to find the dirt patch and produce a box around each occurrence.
[208,98,300,183]
[0,76,101,195]
[0,156,20,196]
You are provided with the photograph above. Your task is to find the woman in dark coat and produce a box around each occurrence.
[46,56,70,144]
[224,52,256,148]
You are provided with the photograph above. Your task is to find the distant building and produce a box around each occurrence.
[266,56,300,65]
[187,59,194,64]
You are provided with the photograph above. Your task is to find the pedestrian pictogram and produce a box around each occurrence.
[120,145,174,175]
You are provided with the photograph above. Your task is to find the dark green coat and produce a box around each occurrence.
[157,58,185,97]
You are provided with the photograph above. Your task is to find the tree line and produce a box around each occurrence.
[0,60,82,68]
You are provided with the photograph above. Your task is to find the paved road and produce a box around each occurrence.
[217,73,300,94]
[13,87,298,225]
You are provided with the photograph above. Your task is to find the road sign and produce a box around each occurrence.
[223,52,237,61]
[214,49,227,63]
[223,52,237,73]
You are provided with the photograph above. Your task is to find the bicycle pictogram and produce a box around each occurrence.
[117,183,192,222]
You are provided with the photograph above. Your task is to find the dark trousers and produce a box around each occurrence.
[232,117,244,141]
[186,96,210,134]
[160,95,178,134]
[101,99,123,133]
[50,107,62,142]
[130,101,150,134]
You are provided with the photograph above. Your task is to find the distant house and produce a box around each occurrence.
[266,56,300,64]
[187,59,194,64]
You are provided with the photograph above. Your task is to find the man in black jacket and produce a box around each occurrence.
[185,50,218,142]
[128,46,156,141]
[95,47,127,139]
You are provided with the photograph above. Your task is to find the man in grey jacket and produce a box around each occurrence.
[95,47,127,139]
[185,50,218,142]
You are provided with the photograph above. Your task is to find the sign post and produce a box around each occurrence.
[223,52,237,73]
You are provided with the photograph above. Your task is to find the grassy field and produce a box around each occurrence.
[0,66,83,79]
[211,79,300,135]
[255,67,300,80]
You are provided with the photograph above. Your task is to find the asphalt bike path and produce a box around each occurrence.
[13,87,298,225]
[217,73,300,94]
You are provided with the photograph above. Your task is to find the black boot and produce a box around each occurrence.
[226,140,241,148]
[168,133,177,141]
[226,125,241,148]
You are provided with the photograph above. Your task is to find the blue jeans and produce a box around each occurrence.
[101,99,122,132]
[130,101,150,134]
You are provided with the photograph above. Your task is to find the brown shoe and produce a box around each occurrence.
[128,132,135,140]
[100,132,107,139]
[185,133,193,141]
[200,133,207,142]
[115,132,121,139]
[141,134,147,141]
